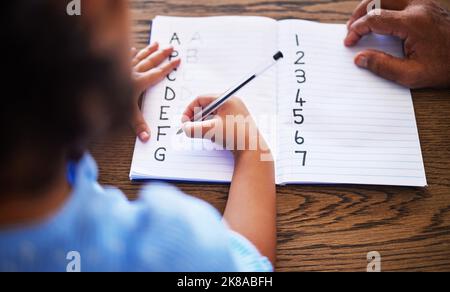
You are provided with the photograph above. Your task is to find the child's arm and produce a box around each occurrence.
[225,146,276,265]
[182,96,277,266]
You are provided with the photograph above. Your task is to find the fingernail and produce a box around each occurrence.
[347,30,362,47]
[356,55,368,68]
[344,37,350,47]
[344,34,354,47]
[139,131,150,142]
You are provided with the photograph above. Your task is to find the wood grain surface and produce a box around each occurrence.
[90,0,450,271]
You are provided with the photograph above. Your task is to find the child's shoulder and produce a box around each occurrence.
[68,154,237,271]
[131,182,230,250]
[91,182,236,271]
[75,154,226,240]
[136,182,222,226]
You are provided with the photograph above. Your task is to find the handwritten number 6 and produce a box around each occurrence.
[295,131,305,145]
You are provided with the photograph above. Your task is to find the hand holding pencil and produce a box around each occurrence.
[177,51,284,135]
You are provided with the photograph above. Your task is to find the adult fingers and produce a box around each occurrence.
[347,0,373,29]
[355,49,422,88]
[347,0,410,29]
[345,9,407,47]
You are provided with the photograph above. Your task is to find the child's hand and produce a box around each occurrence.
[131,43,181,142]
[183,97,276,264]
[181,96,267,154]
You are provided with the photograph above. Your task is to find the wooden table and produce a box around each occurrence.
[91,0,450,271]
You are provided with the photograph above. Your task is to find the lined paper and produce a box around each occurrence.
[130,16,278,182]
[130,16,427,187]
[276,20,427,186]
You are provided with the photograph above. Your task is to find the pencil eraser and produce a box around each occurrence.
[273,51,284,61]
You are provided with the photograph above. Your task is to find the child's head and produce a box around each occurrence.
[1,0,132,196]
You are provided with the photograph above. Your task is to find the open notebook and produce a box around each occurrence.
[130,16,427,187]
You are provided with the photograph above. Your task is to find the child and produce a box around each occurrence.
[0,0,276,272]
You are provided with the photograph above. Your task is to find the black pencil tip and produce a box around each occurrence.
[273,51,284,61]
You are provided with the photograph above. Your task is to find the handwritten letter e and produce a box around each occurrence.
[67,0,81,16]
[367,251,381,272]
[66,251,81,272]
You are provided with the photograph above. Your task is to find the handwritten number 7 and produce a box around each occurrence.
[295,151,307,166]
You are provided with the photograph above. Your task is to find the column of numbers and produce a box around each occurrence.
[293,34,307,166]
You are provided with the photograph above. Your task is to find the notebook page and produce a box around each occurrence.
[276,20,427,187]
[131,16,278,182]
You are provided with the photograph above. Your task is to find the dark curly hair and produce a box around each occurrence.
[0,1,133,195]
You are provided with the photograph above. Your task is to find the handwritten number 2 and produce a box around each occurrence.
[295,51,305,65]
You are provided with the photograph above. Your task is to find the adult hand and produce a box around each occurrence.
[345,0,450,88]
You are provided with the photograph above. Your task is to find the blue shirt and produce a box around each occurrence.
[0,154,272,272]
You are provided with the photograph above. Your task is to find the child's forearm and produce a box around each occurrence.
[224,146,277,266]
